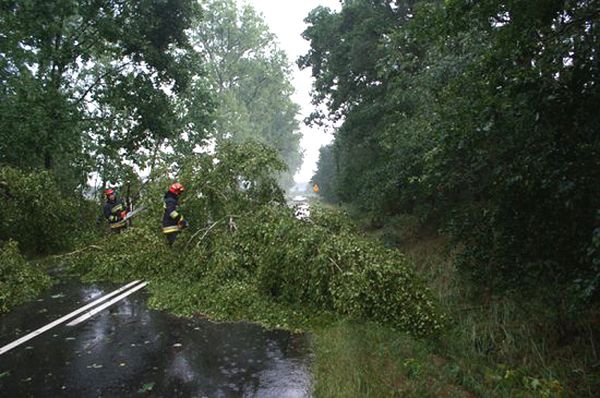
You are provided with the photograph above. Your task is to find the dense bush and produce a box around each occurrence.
[328,234,441,334]
[0,166,95,254]
[304,0,600,302]
[0,240,51,313]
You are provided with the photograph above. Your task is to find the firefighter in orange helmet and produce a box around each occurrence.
[162,182,188,245]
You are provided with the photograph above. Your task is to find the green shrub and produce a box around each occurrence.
[326,234,444,336]
[0,240,51,312]
[0,166,94,254]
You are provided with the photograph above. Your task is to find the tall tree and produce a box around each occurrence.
[0,0,208,190]
[191,0,302,188]
[312,144,339,203]
[300,1,423,216]
[303,0,600,300]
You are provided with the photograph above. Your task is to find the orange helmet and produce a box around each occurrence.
[169,182,185,196]
[104,189,115,197]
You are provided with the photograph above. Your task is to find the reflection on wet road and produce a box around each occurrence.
[290,196,310,220]
[0,280,312,397]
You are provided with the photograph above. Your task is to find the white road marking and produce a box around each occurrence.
[67,281,148,327]
[0,280,143,356]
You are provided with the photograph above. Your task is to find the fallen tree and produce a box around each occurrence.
[61,142,446,336]
[0,240,51,313]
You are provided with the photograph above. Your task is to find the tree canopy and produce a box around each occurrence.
[0,0,212,191]
[303,0,600,301]
[192,0,303,188]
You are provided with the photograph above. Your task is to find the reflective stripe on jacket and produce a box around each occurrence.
[162,191,183,234]
[103,199,126,228]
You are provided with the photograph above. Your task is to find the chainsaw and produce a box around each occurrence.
[123,206,146,222]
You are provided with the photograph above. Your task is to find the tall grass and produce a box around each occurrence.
[312,321,473,397]
[398,225,599,397]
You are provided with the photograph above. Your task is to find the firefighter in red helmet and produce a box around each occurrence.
[103,189,127,232]
[162,182,188,245]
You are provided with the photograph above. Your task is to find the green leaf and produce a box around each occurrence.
[138,382,155,393]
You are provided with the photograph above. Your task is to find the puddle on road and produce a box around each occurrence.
[0,280,312,397]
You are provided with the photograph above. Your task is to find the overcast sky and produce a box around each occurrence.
[242,0,341,184]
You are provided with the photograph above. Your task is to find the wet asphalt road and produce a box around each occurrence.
[0,280,312,397]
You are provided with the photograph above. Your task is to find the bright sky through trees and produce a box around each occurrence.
[242,0,341,184]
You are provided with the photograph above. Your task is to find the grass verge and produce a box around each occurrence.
[313,320,473,397]
[311,209,599,397]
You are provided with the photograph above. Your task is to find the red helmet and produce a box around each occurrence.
[169,182,185,196]
[104,189,115,197]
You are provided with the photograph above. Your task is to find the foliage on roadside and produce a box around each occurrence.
[304,0,600,305]
[303,0,599,393]
[359,220,599,397]
[0,166,97,254]
[0,241,51,313]
[313,321,474,398]
[313,319,568,398]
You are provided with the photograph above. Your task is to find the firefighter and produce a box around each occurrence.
[162,182,188,245]
[103,189,127,232]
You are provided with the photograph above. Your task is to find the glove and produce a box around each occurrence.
[178,220,189,229]
[121,211,128,220]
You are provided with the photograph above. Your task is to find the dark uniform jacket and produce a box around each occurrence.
[162,191,183,234]
[103,198,126,230]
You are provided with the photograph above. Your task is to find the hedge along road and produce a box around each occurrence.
[0,279,312,397]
